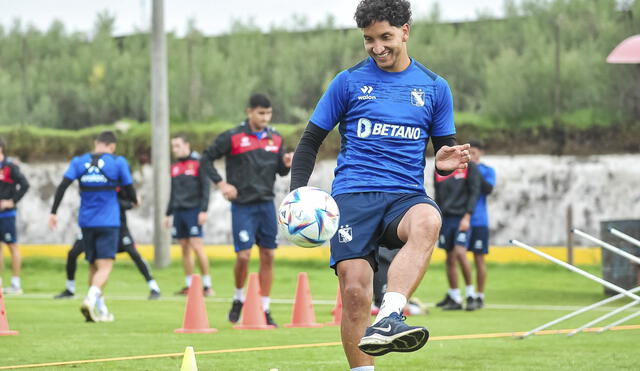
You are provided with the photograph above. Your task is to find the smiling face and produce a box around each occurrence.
[171,137,191,158]
[362,20,410,72]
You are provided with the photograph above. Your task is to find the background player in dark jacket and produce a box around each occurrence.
[201,93,293,326]
[0,138,30,295]
[468,140,496,308]
[55,188,161,300]
[165,135,212,296]
[49,131,137,322]
[434,161,482,311]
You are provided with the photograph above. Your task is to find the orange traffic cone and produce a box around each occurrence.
[285,272,323,328]
[233,273,276,330]
[0,287,18,336]
[326,285,342,326]
[175,275,218,333]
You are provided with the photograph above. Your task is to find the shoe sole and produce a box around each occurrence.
[54,295,75,299]
[358,327,429,356]
[80,302,97,322]
[442,306,463,311]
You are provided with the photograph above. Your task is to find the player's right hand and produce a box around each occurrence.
[163,216,172,229]
[48,214,57,230]
[218,181,238,201]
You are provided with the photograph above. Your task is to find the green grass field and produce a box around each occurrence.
[1,257,639,370]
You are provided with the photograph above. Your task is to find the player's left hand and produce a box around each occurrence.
[198,212,207,226]
[0,199,14,210]
[459,213,470,232]
[48,214,58,230]
[283,152,294,168]
[435,144,471,172]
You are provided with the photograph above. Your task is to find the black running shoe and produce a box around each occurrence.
[435,294,453,307]
[475,297,484,309]
[358,312,429,356]
[441,300,463,311]
[228,300,243,323]
[203,286,214,297]
[264,310,278,327]
[148,290,161,300]
[174,286,189,296]
[465,296,477,311]
[54,289,75,299]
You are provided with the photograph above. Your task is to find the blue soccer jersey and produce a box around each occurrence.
[63,153,133,228]
[310,57,456,196]
[470,163,496,227]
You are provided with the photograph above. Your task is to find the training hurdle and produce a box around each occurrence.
[510,239,640,338]
[609,227,640,249]
[567,229,640,335]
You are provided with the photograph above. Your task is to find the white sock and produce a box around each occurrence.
[202,275,212,288]
[66,280,76,293]
[185,276,192,287]
[351,366,375,371]
[96,295,108,315]
[477,292,485,300]
[448,288,462,303]
[261,296,271,311]
[147,280,160,292]
[466,285,476,299]
[374,292,407,323]
[11,276,20,288]
[87,285,101,304]
[234,288,244,302]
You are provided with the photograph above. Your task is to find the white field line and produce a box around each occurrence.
[5,293,640,312]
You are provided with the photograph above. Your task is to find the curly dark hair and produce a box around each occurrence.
[354,0,412,28]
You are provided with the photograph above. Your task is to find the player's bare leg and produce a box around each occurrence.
[337,259,374,368]
[359,204,439,356]
[228,248,251,323]
[190,237,209,276]
[455,244,473,286]
[7,243,20,279]
[258,247,274,297]
[179,239,194,277]
[474,253,486,295]
[445,250,458,289]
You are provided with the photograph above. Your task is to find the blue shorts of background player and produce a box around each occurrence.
[172,207,203,239]
[329,192,441,271]
[438,216,471,252]
[468,226,489,255]
[0,216,17,243]
[81,227,120,263]
[231,201,277,252]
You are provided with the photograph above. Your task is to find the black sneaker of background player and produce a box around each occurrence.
[54,289,75,299]
[436,293,453,307]
[465,296,477,311]
[475,297,484,309]
[264,310,278,327]
[441,299,463,311]
[148,290,161,300]
[228,300,243,323]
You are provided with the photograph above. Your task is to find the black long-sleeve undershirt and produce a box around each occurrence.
[50,177,137,214]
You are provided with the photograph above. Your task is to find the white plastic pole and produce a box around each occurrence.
[518,286,640,338]
[598,309,640,333]
[567,300,639,336]
[510,240,640,301]
[609,228,640,249]
[572,229,640,265]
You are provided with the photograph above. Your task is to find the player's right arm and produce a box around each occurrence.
[49,158,80,230]
[200,131,237,200]
[290,71,349,191]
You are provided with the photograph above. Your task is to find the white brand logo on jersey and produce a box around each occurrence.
[357,118,372,138]
[411,89,425,107]
[356,118,421,140]
[81,159,108,183]
[338,225,352,243]
[358,85,376,100]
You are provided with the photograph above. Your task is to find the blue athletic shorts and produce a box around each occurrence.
[172,208,203,239]
[468,226,489,255]
[0,216,17,243]
[329,192,440,271]
[231,201,277,252]
[438,216,470,252]
[81,227,120,263]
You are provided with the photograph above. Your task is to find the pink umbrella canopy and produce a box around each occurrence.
[607,35,640,64]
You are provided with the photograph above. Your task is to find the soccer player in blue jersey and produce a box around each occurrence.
[468,140,496,309]
[289,0,471,368]
[49,131,137,322]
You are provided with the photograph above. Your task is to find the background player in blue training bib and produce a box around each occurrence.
[49,131,137,323]
[469,140,496,309]
[289,0,473,368]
